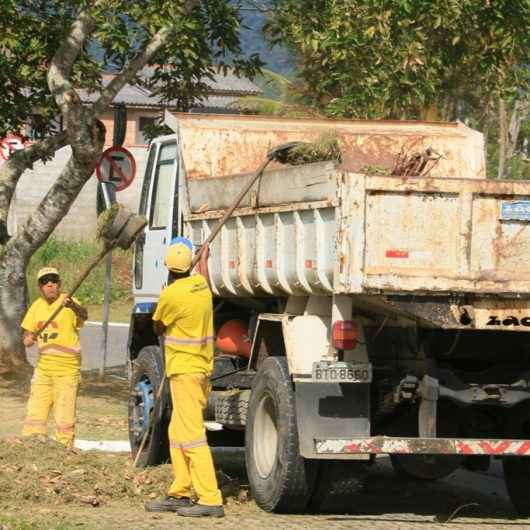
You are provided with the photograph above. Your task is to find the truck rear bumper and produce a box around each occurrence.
[316,436,530,456]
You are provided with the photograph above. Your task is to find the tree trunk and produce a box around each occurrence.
[0,119,105,374]
[497,98,529,179]
[507,98,529,161]
[0,245,28,373]
[498,98,508,179]
[0,2,172,375]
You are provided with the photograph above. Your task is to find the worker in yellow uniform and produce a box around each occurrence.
[21,267,87,447]
[145,237,224,518]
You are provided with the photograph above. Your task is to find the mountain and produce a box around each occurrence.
[239,7,294,76]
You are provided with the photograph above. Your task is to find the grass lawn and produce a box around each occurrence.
[86,300,133,323]
[27,238,133,310]
[26,237,135,324]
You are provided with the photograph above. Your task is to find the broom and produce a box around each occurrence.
[32,205,146,340]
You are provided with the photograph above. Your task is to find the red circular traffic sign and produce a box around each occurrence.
[96,146,136,191]
[0,134,26,160]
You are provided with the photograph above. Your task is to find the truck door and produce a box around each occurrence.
[133,138,178,303]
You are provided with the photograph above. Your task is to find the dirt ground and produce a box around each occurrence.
[0,372,128,441]
[2,374,530,530]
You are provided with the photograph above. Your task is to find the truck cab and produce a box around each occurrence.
[128,133,253,468]
[133,136,179,307]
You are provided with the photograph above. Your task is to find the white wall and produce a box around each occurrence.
[6,146,149,241]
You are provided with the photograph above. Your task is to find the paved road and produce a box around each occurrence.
[27,321,130,372]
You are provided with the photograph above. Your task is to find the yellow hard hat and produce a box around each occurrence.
[37,267,59,281]
[164,242,192,273]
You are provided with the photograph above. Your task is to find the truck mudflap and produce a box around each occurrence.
[316,436,530,456]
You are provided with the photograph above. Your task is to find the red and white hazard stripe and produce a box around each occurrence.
[315,436,530,456]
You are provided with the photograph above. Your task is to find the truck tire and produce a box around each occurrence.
[215,390,250,429]
[390,454,461,480]
[309,461,367,513]
[128,346,169,467]
[245,356,318,513]
[504,457,530,516]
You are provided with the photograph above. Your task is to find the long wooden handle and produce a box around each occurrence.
[32,214,147,340]
[190,156,273,268]
[33,245,112,339]
[133,156,274,467]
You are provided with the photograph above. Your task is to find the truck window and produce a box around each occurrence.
[138,144,157,216]
[149,142,177,230]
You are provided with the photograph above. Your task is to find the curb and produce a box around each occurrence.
[75,439,131,452]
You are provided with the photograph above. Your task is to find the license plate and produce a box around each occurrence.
[312,362,372,383]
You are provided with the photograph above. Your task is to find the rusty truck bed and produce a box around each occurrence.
[165,112,530,328]
[182,162,530,297]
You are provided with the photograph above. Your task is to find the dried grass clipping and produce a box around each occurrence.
[391,147,442,177]
[281,132,341,166]
[96,203,122,242]
[0,437,250,508]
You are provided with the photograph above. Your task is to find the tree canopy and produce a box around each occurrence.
[265,0,528,120]
[0,0,261,372]
[0,0,261,138]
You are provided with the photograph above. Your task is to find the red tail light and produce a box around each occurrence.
[332,320,358,350]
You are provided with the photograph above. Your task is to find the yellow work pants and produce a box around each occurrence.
[168,373,223,506]
[22,370,79,447]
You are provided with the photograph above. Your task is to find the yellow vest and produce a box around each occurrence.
[21,294,83,376]
[153,275,214,376]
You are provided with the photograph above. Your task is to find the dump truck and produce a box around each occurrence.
[128,112,530,515]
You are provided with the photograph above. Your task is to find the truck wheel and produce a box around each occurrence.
[390,454,461,480]
[128,346,169,467]
[504,457,530,516]
[310,461,367,513]
[245,356,318,513]
[215,390,250,429]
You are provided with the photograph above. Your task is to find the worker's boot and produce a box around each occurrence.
[177,504,225,518]
[145,496,191,512]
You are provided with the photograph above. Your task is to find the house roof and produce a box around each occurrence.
[203,70,260,95]
[79,70,260,109]
[191,95,243,113]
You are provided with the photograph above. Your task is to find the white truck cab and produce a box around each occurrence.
[133,136,180,307]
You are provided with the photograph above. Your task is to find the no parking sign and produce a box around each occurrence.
[96,146,136,191]
[0,134,26,160]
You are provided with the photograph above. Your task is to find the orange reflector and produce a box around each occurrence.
[332,320,358,350]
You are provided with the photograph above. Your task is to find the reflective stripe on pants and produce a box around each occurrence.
[22,371,79,448]
[167,373,222,506]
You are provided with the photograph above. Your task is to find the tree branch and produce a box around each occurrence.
[92,0,201,116]
[47,6,97,113]
[0,131,69,237]
[6,123,104,260]
[92,26,172,117]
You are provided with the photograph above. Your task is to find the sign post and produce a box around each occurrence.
[99,184,114,380]
[96,146,136,191]
[96,143,136,379]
